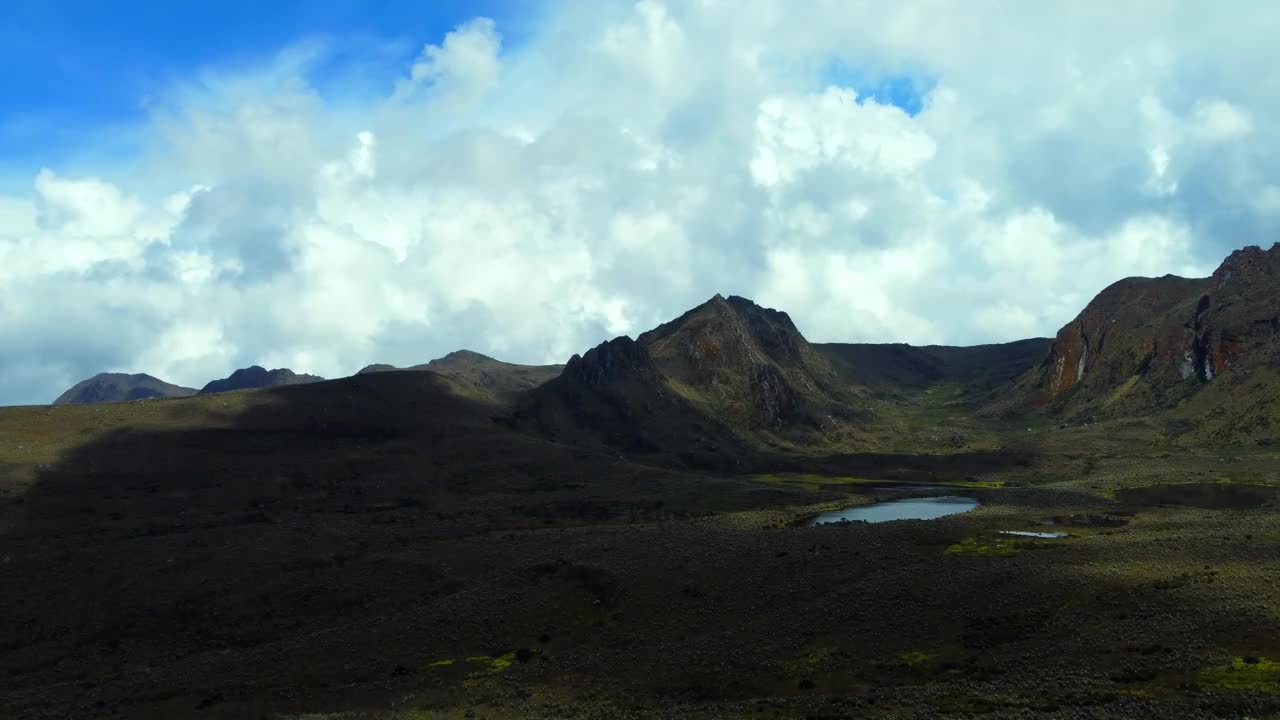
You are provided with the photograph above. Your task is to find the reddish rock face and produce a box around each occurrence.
[1026,244,1280,415]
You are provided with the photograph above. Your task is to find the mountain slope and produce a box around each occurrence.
[516,336,750,467]
[815,339,1052,398]
[199,366,324,395]
[1004,243,1280,430]
[636,294,861,432]
[357,350,562,393]
[53,373,197,405]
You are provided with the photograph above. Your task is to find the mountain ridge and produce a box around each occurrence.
[198,366,325,395]
[53,373,197,405]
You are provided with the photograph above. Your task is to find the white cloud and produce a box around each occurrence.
[1193,99,1253,141]
[750,88,937,187]
[34,169,145,238]
[397,18,502,109]
[0,1,1275,404]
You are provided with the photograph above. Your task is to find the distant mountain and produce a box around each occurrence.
[198,366,324,395]
[815,338,1053,398]
[53,373,197,405]
[357,350,561,393]
[1004,243,1280,437]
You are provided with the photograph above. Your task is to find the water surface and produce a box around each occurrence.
[810,496,978,526]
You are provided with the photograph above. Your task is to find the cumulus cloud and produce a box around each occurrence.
[2,0,1276,404]
[396,17,502,109]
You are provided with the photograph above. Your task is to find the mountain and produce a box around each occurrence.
[198,366,324,395]
[636,294,861,432]
[518,294,873,463]
[1006,243,1280,430]
[357,350,562,393]
[517,336,750,467]
[53,373,197,405]
[815,339,1053,399]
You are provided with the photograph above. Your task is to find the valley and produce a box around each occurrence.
[3,246,1280,719]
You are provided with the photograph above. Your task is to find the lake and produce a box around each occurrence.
[810,496,979,525]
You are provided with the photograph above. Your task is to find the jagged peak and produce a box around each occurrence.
[562,336,656,387]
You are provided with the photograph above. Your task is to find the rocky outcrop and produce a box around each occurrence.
[53,373,197,405]
[1016,243,1280,416]
[563,337,659,387]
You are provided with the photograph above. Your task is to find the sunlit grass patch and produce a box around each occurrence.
[1199,656,1280,694]
[899,650,934,667]
[944,537,1021,557]
[465,652,517,673]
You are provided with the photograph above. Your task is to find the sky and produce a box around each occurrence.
[1,0,1277,405]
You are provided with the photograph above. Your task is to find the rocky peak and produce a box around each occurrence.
[636,294,846,427]
[1212,243,1280,289]
[562,336,658,387]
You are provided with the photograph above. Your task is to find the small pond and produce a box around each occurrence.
[810,496,978,526]
[1000,530,1068,539]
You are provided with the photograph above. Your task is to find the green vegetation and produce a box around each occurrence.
[752,473,874,489]
[898,651,933,667]
[751,473,1003,490]
[1199,656,1280,694]
[427,658,455,667]
[782,649,834,675]
[465,652,518,673]
[1104,376,1140,407]
[944,537,1021,556]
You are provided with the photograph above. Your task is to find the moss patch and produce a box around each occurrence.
[427,658,456,668]
[1199,656,1280,694]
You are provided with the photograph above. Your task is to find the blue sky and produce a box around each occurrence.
[0,0,532,169]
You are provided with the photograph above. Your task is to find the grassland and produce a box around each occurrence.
[3,374,1280,719]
